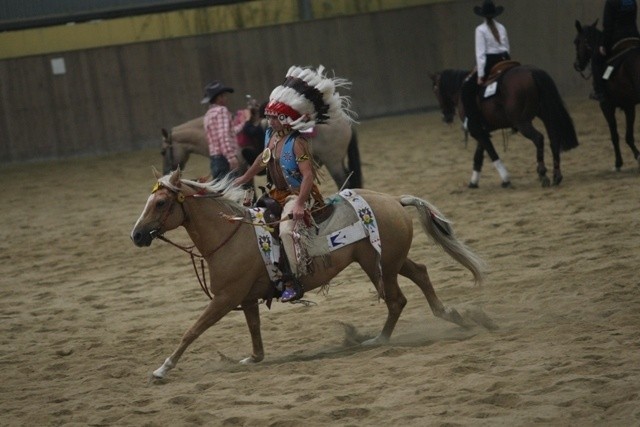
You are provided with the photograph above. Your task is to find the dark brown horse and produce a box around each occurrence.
[573,19,640,171]
[430,66,579,187]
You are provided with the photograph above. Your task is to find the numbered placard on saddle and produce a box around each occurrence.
[483,81,498,98]
[603,66,614,81]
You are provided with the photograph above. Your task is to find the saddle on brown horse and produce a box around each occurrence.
[483,60,521,86]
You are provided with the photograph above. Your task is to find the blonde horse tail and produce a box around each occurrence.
[400,196,487,285]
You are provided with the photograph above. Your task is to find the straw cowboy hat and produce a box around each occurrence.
[474,0,504,18]
[200,81,234,104]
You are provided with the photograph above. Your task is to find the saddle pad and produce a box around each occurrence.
[248,207,281,282]
[303,189,381,259]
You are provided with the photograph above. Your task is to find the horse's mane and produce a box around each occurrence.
[159,174,246,213]
[440,69,470,98]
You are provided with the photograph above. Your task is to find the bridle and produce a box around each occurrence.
[149,181,243,300]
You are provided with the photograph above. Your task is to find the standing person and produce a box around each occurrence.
[235,65,355,302]
[201,81,244,180]
[591,0,640,101]
[461,0,511,188]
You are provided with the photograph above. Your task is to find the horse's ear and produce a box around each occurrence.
[169,166,182,187]
[161,128,169,139]
[575,20,582,33]
[152,166,162,179]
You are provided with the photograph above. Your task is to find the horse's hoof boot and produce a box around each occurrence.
[468,182,479,189]
[501,181,511,188]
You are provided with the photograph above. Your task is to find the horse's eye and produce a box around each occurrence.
[156,199,166,208]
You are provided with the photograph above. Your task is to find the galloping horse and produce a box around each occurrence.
[430,67,579,187]
[131,169,488,380]
[161,115,363,189]
[573,19,640,171]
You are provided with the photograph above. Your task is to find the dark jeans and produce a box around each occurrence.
[210,155,230,180]
[591,51,606,96]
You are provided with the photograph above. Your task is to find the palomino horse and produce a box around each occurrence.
[161,115,363,189]
[131,169,488,380]
[573,19,640,171]
[430,67,579,187]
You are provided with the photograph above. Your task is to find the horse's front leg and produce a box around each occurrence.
[468,140,485,188]
[622,107,640,170]
[152,295,236,380]
[239,300,264,364]
[600,102,623,171]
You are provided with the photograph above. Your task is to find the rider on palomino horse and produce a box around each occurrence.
[234,65,356,303]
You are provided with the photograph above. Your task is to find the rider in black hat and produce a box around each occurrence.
[201,81,241,180]
[460,0,511,188]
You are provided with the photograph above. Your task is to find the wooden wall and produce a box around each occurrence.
[0,0,602,163]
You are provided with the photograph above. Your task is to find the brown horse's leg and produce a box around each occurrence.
[622,107,640,169]
[517,122,550,186]
[399,258,471,328]
[600,102,624,171]
[240,300,264,364]
[152,295,237,379]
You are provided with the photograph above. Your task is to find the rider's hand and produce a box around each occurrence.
[599,46,606,56]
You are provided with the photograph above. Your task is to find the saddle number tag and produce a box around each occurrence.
[603,66,614,80]
[484,81,497,98]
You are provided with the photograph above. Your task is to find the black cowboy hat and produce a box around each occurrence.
[200,81,234,104]
[474,0,504,18]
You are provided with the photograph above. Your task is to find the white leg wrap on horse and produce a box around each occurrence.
[493,159,510,182]
[470,170,481,185]
[152,357,174,379]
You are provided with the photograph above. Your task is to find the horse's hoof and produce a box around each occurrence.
[239,355,262,364]
[540,176,551,187]
[501,181,511,188]
[468,182,479,189]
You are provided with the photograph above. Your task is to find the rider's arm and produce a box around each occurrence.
[234,154,266,186]
[291,137,315,220]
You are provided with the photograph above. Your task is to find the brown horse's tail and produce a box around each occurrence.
[531,69,579,152]
[400,196,486,285]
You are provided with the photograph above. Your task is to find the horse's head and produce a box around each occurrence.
[131,168,189,247]
[573,19,600,73]
[430,71,457,124]
[160,128,176,175]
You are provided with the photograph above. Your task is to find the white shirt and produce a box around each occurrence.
[475,20,510,78]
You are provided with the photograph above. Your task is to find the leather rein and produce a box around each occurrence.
[151,182,243,300]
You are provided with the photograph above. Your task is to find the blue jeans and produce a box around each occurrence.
[209,155,230,180]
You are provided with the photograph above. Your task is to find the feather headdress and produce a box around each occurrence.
[264,65,356,131]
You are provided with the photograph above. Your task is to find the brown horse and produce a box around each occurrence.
[430,67,579,187]
[161,115,363,189]
[573,19,640,171]
[131,169,489,380]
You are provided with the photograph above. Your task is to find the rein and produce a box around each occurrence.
[155,220,243,300]
[151,182,244,300]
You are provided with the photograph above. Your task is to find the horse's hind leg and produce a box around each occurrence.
[399,258,470,328]
[517,121,549,186]
[152,295,236,379]
[357,257,407,345]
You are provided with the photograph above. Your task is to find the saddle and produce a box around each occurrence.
[483,60,521,86]
[255,191,335,234]
[607,37,640,65]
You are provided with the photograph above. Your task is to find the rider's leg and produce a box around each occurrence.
[591,51,606,101]
[279,197,303,302]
